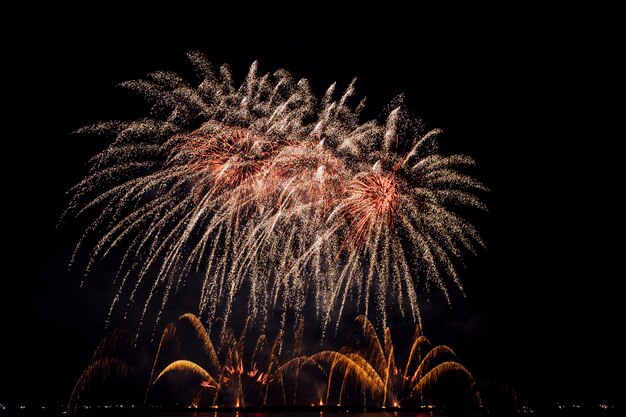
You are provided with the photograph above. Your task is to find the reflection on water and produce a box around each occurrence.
[74,413,438,417]
[190,413,434,417]
[69,412,474,417]
[12,410,618,417]
[13,405,615,417]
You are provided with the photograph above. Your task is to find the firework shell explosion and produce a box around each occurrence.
[68,52,486,335]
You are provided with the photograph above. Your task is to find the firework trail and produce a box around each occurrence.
[68,51,485,334]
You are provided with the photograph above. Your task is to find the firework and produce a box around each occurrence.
[70,315,476,409]
[68,329,145,412]
[308,315,478,407]
[68,52,485,333]
[147,314,300,407]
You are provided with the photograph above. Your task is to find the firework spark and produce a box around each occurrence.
[68,52,485,334]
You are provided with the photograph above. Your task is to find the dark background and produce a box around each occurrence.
[1,9,619,409]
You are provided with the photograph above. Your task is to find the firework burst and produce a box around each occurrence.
[68,52,485,334]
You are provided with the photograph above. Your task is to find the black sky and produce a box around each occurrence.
[1,10,620,409]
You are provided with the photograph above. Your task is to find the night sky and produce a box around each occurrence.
[1,11,619,409]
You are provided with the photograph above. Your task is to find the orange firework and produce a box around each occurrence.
[305,316,478,407]
[147,314,300,408]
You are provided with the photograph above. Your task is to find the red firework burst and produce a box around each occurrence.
[340,171,401,249]
[176,121,275,204]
